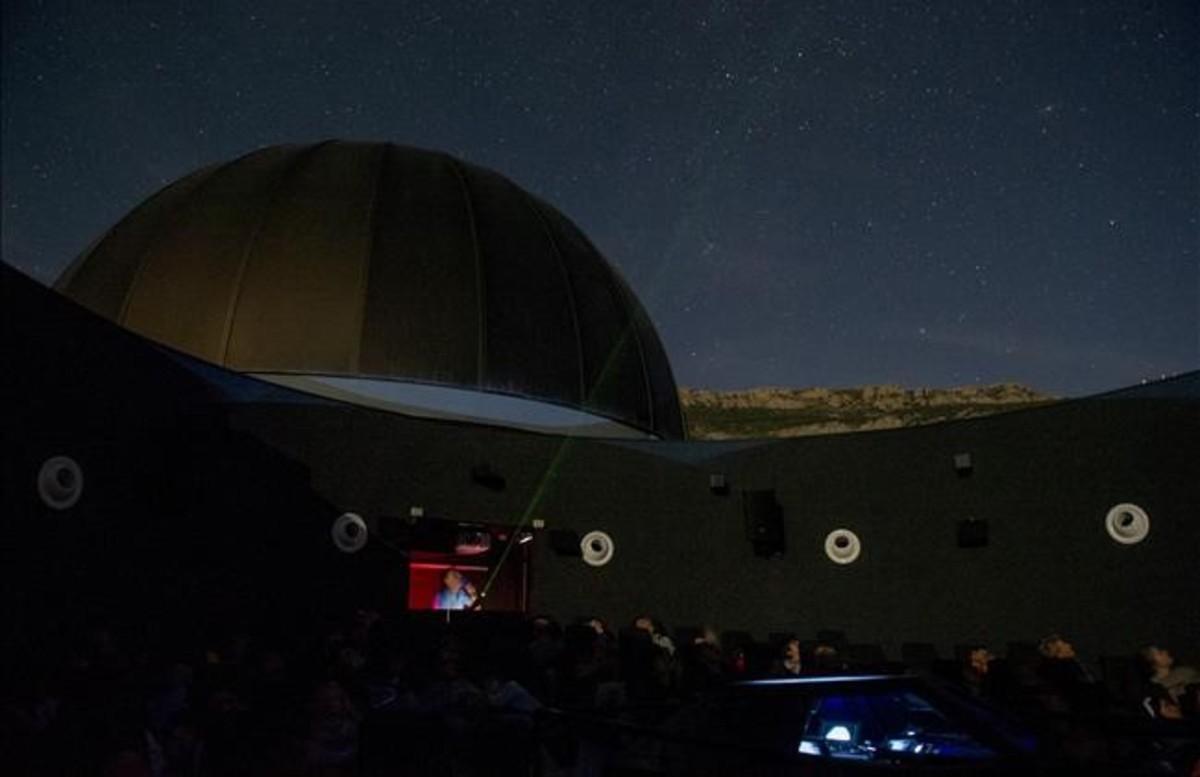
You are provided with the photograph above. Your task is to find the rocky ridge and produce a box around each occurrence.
[680,383,1056,439]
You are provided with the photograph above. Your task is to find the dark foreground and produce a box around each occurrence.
[2,610,1197,776]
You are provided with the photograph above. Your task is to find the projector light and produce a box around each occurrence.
[825,725,853,742]
[455,530,492,555]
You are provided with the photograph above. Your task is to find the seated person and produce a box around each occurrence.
[811,643,845,673]
[1036,633,1101,714]
[960,645,994,698]
[633,614,676,656]
[1142,685,1184,720]
[624,616,680,699]
[682,627,725,693]
[1140,645,1200,707]
[431,568,478,610]
[770,637,803,676]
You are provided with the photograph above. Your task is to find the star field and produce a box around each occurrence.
[2,0,1196,394]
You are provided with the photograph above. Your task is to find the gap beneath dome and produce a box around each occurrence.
[252,373,659,439]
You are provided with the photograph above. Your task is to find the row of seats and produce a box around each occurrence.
[674,626,1041,665]
[670,627,1157,707]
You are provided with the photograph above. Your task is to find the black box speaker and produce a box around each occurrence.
[709,473,730,496]
[548,529,581,556]
[743,489,785,557]
[471,463,506,491]
[957,518,988,548]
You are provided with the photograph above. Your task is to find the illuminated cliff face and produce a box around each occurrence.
[681,384,1056,438]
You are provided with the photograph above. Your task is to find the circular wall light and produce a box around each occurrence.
[580,530,614,567]
[332,512,369,553]
[37,455,84,510]
[1105,503,1149,545]
[824,529,862,565]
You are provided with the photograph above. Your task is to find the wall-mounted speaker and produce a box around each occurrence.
[743,489,785,558]
[580,530,614,567]
[37,455,84,510]
[824,528,861,564]
[957,518,989,548]
[332,513,368,553]
[953,452,973,477]
[1105,503,1149,545]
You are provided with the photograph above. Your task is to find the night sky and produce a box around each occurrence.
[3,1,1197,395]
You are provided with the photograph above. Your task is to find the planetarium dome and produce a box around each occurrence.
[56,141,685,439]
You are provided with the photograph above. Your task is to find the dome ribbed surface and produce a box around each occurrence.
[56,141,685,439]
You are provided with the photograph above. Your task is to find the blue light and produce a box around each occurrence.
[741,674,897,686]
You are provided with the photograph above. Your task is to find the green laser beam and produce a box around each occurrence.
[479,326,636,598]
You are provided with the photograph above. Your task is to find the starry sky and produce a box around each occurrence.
[2,1,1197,395]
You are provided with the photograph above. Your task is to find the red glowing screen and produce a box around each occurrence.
[407,560,488,611]
[406,548,526,612]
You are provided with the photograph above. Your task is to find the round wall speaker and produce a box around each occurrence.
[824,528,861,564]
[332,512,368,553]
[1105,503,1149,545]
[37,455,84,510]
[580,530,614,567]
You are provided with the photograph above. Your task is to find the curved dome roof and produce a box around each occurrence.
[56,141,685,439]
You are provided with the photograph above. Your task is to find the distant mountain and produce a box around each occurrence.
[680,383,1057,439]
